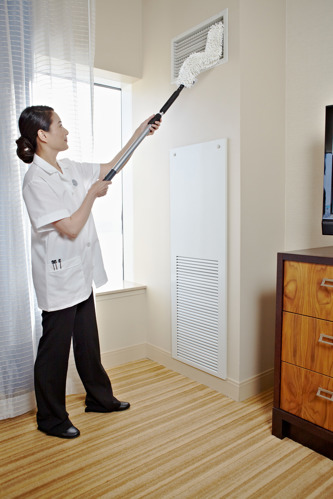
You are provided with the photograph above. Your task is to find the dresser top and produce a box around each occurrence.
[278,246,333,264]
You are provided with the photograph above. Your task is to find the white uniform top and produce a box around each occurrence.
[23,154,107,312]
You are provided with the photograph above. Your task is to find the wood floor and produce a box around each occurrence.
[1,360,332,498]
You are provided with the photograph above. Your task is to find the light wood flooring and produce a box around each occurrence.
[1,359,332,498]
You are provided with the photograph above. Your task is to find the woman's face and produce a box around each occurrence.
[44,112,69,152]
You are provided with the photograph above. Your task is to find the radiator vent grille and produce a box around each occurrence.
[170,138,227,379]
[176,256,219,373]
[171,9,228,83]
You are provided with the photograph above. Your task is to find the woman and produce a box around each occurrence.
[16,105,160,439]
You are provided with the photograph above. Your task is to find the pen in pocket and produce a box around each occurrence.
[51,259,62,270]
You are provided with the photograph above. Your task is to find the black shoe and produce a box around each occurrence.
[114,401,130,411]
[40,425,80,439]
[85,401,130,413]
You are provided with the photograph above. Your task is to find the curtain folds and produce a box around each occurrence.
[0,0,38,419]
[0,0,95,419]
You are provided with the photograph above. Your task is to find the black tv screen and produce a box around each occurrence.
[322,105,333,235]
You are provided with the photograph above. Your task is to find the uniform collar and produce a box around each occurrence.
[33,154,68,175]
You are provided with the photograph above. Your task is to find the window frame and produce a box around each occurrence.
[93,71,134,289]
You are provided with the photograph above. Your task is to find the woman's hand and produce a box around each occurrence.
[89,179,111,199]
[53,179,112,239]
[137,115,162,136]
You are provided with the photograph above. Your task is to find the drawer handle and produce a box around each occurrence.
[316,387,333,402]
[318,333,333,345]
[320,278,333,288]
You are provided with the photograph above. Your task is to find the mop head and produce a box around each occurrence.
[177,22,224,88]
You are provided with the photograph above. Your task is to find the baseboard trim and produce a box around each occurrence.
[67,343,274,401]
[145,343,240,400]
[236,368,274,401]
[145,344,274,401]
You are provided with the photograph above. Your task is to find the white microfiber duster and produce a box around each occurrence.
[177,22,224,88]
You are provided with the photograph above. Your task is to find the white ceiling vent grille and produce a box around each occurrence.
[171,9,228,84]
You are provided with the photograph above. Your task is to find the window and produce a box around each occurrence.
[92,83,123,288]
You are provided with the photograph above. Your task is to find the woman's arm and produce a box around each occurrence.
[100,115,161,180]
[52,179,111,239]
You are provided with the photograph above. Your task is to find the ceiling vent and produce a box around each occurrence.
[171,9,228,84]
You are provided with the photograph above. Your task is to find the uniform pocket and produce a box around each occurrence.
[47,255,86,308]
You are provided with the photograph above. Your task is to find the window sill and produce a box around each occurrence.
[95,281,147,301]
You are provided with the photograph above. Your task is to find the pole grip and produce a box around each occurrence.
[148,113,162,125]
[147,85,184,125]
[104,168,117,181]
[160,85,184,114]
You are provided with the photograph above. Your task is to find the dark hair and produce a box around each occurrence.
[16,105,54,163]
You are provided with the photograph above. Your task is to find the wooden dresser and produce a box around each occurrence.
[272,247,333,459]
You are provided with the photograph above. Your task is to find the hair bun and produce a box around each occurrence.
[16,136,34,163]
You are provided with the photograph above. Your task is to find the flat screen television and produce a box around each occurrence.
[322,105,333,234]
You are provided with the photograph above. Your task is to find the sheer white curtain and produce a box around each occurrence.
[0,0,95,419]
[0,0,37,419]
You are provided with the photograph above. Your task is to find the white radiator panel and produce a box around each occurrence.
[170,139,227,379]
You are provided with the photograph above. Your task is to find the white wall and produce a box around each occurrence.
[239,0,286,381]
[96,289,147,354]
[285,0,333,250]
[95,0,142,80]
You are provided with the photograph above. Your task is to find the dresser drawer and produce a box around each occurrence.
[280,362,333,432]
[282,312,333,377]
[283,261,333,320]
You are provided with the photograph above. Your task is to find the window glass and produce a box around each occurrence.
[92,84,123,287]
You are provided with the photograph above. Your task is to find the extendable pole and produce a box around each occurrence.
[103,85,185,181]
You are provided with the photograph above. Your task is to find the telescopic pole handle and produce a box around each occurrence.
[148,113,162,125]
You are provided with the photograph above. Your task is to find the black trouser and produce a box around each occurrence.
[34,292,119,432]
